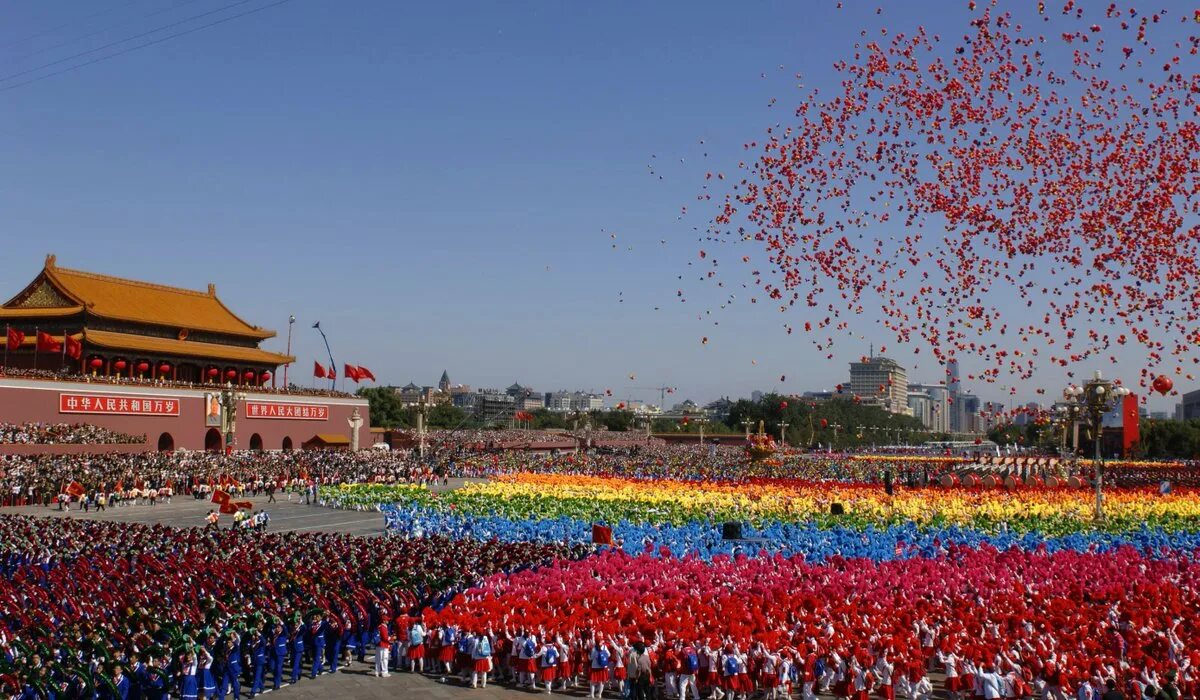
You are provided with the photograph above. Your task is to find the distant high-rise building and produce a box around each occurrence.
[946,359,961,393]
[438,370,450,392]
[849,356,909,414]
[909,383,950,433]
[751,390,764,403]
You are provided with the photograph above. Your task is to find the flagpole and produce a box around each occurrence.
[33,326,38,371]
[61,329,67,370]
[2,325,7,370]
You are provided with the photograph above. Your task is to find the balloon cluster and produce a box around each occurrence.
[696,1,1200,394]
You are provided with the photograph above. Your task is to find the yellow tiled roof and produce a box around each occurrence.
[84,329,293,366]
[0,306,84,319]
[6,256,276,339]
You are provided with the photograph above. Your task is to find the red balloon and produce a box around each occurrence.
[780,401,788,409]
[819,418,829,428]
[1152,375,1174,395]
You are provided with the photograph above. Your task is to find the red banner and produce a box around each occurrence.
[1122,393,1140,455]
[59,393,180,416]
[245,401,328,421]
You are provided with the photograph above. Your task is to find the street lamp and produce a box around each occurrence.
[1061,371,1130,521]
[282,314,295,388]
[218,383,247,452]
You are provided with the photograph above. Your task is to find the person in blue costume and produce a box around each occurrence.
[270,621,289,690]
[248,622,267,697]
[289,620,305,684]
[308,613,328,679]
[178,649,200,700]
[198,641,216,700]
[217,631,241,700]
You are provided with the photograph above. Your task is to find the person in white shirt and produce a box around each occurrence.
[979,663,1004,700]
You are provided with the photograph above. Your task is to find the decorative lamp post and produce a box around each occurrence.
[219,383,247,452]
[779,422,789,448]
[1061,371,1130,521]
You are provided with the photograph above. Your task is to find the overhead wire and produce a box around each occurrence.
[0,0,268,86]
[5,0,210,67]
[0,0,296,94]
[0,0,142,50]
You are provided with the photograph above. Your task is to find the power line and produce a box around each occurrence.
[0,0,295,94]
[0,0,263,86]
[0,0,143,51]
[6,0,210,67]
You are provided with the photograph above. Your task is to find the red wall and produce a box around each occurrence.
[0,378,370,451]
[0,443,153,457]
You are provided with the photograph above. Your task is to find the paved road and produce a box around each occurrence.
[0,478,482,536]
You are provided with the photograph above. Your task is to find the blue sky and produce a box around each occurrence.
[0,1,1182,411]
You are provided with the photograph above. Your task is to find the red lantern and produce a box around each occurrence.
[159,363,171,375]
[136,361,149,374]
[974,437,983,445]
[261,371,271,383]
[819,418,828,429]
[780,401,788,409]
[243,370,255,381]
[113,360,127,372]
[225,369,237,380]
[88,358,103,370]
[206,367,219,378]
[1152,375,1174,395]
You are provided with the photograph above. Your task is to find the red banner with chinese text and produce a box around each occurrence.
[59,393,180,416]
[245,401,328,421]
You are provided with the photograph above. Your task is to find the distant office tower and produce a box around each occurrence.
[849,355,909,414]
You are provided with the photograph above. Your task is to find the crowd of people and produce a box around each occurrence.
[0,423,145,446]
[0,514,585,699]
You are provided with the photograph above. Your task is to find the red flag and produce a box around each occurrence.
[64,334,81,360]
[6,328,24,352]
[211,489,231,506]
[313,361,327,378]
[328,365,336,381]
[344,364,361,383]
[36,331,60,353]
[65,481,85,498]
[218,502,239,515]
[591,524,613,546]
[357,366,376,382]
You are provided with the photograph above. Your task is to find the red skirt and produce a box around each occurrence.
[736,675,754,692]
[439,645,455,663]
[947,677,962,692]
[558,662,572,677]
[881,684,896,700]
[473,658,492,673]
[589,668,610,684]
[540,666,558,682]
[835,679,852,697]
[762,673,779,688]
[408,644,426,659]
[857,690,871,700]
[614,667,627,681]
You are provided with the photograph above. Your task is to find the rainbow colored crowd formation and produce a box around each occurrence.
[351,470,1200,699]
